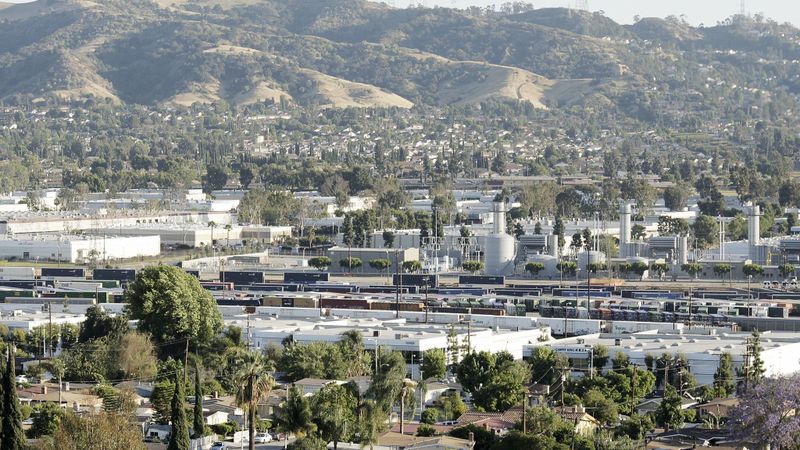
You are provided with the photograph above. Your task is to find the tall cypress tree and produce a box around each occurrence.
[192,360,205,439]
[0,344,5,445]
[167,366,190,450]
[2,346,25,450]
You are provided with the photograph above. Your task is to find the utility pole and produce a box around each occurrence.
[184,338,189,385]
[630,364,637,414]
[48,300,53,358]
[663,360,670,393]
[395,250,401,319]
[744,336,752,390]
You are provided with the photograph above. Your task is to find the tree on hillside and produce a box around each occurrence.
[126,266,223,356]
[420,349,446,380]
[311,383,357,450]
[713,352,735,398]
[234,352,274,450]
[663,186,689,211]
[41,412,147,450]
[118,331,157,380]
[202,163,229,194]
[275,386,316,447]
[729,374,800,448]
[655,385,686,432]
[3,347,25,450]
[167,367,190,450]
[193,360,206,439]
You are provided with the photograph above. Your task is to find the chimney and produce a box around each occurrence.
[468,432,475,444]
[41,385,47,395]
[493,202,506,234]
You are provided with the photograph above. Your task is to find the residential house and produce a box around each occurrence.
[553,406,601,437]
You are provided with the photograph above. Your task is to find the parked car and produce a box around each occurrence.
[210,442,226,450]
[15,375,28,384]
[255,432,273,443]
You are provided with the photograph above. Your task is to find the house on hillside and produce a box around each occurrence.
[553,406,601,436]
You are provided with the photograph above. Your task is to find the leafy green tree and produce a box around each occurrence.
[29,402,64,438]
[382,230,395,248]
[456,351,530,412]
[616,413,654,440]
[742,264,764,277]
[526,346,569,386]
[630,261,648,280]
[650,263,669,279]
[275,386,316,445]
[167,367,190,450]
[126,266,223,356]
[311,383,357,450]
[779,264,796,278]
[202,163,229,194]
[421,349,446,380]
[435,392,467,421]
[78,305,127,343]
[713,264,732,278]
[308,256,331,271]
[682,263,703,278]
[151,379,175,424]
[461,260,485,274]
[525,262,545,278]
[591,344,610,373]
[339,257,363,271]
[234,352,274,450]
[655,385,685,431]
[631,224,647,240]
[287,435,328,450]
[713,353,735,398]
[750,329,766,384]
[556,261,577,276]
[40,411,147,450]
[367,350,406,413]
[692,215,719,248]
[663,186,689,211]
[582,389,618,425]
[356,400,385,450]
[368,259,392,273]
[420,408,439,424]
[402,260,422,273]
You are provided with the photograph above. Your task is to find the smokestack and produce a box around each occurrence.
[493,202,506,234]
[748,204,761,259]
[619,203,632,257]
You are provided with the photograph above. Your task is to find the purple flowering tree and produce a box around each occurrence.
[729,374,800,448]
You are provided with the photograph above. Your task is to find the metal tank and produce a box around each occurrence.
[484,202,516,276]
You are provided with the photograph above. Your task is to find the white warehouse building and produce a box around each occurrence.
[524,330,800,386]
[0,235,161,263]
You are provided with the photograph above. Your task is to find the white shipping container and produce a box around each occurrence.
[0,267,35,280]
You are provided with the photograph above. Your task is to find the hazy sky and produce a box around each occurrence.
[3,0,799,27]
[400,0,799,27]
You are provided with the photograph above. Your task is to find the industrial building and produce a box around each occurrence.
[223,306,550,360]
[327,247,420,273]
[92,224,241,248]
[523,330,800,386]
[0,235,160,263]
[0,210,232,235]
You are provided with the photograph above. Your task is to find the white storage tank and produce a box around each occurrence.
[577,251,607,271]
[485,202,516,276]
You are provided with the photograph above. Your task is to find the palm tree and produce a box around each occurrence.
[275,386,316,449]
[398,379,417,434]
[233,352,275,450]
[208,221,217,256]
[224,223,232,248]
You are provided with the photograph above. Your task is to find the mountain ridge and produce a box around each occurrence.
[0,0,797,115]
